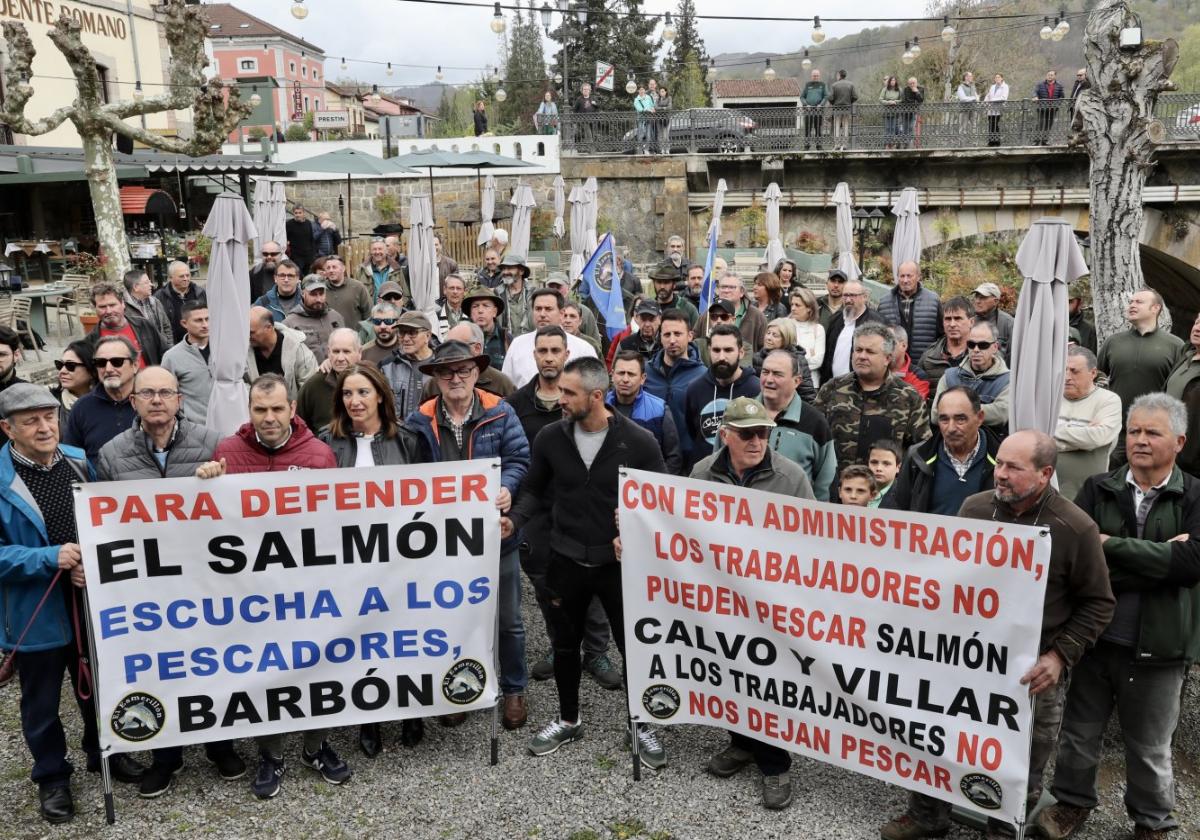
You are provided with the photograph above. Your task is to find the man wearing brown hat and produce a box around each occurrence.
[498,255,535,337]
[650,262,698,329]
[409,341,531,729]
[692,396,813,809]
[381,311,437,418]
[464,286,512,370]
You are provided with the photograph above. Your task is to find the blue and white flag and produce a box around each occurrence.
[699,225,719,315]
[581,232,626,340]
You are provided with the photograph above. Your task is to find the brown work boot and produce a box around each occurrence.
[879,813,949,840]
[501,694,528,730]
[1034,804,1091,840]
[1133,828,1173,840]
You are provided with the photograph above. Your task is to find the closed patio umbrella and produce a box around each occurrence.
[833,182,862,281]
[252,178,271,256]
[568,184,590,280]
[509,183,536,263]
[1009,217,1089,438]
[890,187,922,280]
[407,194,440,325]
[763,182,786,271]
[202,193,256,436]
[269,181,288,248]
[584,176,599,257]
[552,175,565,240]
[478,173,497,247]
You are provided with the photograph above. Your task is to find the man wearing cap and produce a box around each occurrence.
[618,300,663,362]
[409,341,531,730]
[708,270,765,354]
[436,273,468,338]
[684,323,762,469]
[297,328,363,433]
[821,279,885,383]
[465,286,511,369]
[321,254,373,326]
[253,259,303,324]
[498,255,535,337]
[381,311,436,419]
[818,269,848,332]
[356,239,410,301]
[930,320,1011,437]
[1069,280,1096,354]
[693,396,813,809]
[650,262,699,329]
[0,383,148,824]
[693,299,738,367]
[422,322,515,400]
[476,248,503,289]
[878,261,943,366]
[246,307,319,401]
[502,289,598,389]
[972,283,1014,359]
[283,275,346,364]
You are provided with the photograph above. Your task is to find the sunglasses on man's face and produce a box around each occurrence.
[96,357,132,369]
[966,340,994,350]
[262,251,281,257]
[731,427,770,441]
[371,318,398,326]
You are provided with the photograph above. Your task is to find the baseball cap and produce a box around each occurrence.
[378,281,406,300]
[708,299,736,317]
[544,273,569,289]
[827,269,848,282]
[301,274,327,291]
[635,300,663,317]
[396,311,432,331]
[973,282,1002,299]
[721,397,776,430]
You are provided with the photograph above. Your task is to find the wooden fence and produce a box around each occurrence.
[337,221,483,274]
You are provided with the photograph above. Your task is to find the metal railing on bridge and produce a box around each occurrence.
[560,93,1200,156]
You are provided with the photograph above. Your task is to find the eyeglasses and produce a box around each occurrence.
[381,294,404,302]
[371,317,398,326]
[134,388,179,401]
[731,427,770,441]
[435,366,477,381]
[966,340,994,350]
[261,251,281,257]
[96,357,133,369]
[54,360,84,372]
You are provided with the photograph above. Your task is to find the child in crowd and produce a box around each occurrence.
[838,465,878,507]
[867,440,903,508]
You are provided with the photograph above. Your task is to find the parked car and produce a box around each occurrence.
[622,108,756,152]
[1175,103,1200,140]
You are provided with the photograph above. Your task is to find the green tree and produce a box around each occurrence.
[613,0,662,103]
[664,0,708,87]
[434,87,472,137]
[672,49,709,108]
[548,0,660,111]
[502,6,548,133]
[1174,23,1200,89]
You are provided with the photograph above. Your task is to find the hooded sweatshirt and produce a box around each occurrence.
[682,366,761,468]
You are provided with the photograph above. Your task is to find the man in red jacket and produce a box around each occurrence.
[209,374,351,800]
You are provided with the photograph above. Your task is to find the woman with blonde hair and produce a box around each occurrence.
[753,317,797,374]
[789,286,826,385]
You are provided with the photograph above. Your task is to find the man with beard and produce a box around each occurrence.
[930,321,1011,437]
[818,269,847,331]
[85,282,164,368]
[476,248,503,289]
[64,336,139,462]
[820,279,884,383]
[361,301,402,367]
[683,324,762,468]
[285,206,317,275]
[650,263,698,328]
[249,241,283,300]
[284,275,346,364]
[320,254,372,325]
[254,259,303,323]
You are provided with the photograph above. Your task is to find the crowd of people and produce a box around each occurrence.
[0,226,1197,840]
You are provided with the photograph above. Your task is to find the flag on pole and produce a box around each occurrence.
[699,226,719,315]
[581,232,626,341]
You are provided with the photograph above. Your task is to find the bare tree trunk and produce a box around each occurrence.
[82,133,131,280]
[941,36,961,103]
[1073,0,1178,343]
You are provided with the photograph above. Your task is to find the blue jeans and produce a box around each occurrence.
[17,640,99,789]
[498,549,527,695]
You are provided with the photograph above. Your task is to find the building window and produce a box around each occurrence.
[313,70,320,81]
[289,61,296,74]
[513,142,523,159]
[301,66,307,78]
[315,99,322,110]
[536,142,545,156]
[304,96,310,110]
[96,63,110,104]
[239,58,257,72]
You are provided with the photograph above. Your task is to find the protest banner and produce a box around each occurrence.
[619,470,1050,828]
[77,460,501,755]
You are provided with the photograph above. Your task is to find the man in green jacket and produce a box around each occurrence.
[1039,393,1200,840]
[801,69,828,150]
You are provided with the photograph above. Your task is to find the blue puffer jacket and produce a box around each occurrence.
[877,284,943,365]
[0,444,94,652]
[605,389,666,445]
[407,390,530,552]
[644,343,707,458]
[253,286,302,324]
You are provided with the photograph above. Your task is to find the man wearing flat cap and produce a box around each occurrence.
[283,274,346,364]
[407,341,531,730]
[972,282,1014,360]
[381,310,437,419]
[0,384,146,825]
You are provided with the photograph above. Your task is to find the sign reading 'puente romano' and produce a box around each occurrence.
[0,0,130,39]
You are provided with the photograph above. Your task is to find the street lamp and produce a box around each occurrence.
[852,207,884,270]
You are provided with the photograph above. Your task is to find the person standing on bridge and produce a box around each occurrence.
[984,73,1009,146]
[802,69,828,150]
[880,429,1113,840]
[1034,70,1064,145]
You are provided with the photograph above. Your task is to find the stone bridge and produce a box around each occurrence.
[561,143,1200,324]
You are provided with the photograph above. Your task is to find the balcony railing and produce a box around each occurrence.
[560,93,1200,156]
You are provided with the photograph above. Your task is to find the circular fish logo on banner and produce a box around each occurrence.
[111,692,166,742]
[641,685,681,720]
[959,773,1003,810]
[442,659,487,705]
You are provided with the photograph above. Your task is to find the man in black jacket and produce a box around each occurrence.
[505,357,667,767]
[154,262,207,346]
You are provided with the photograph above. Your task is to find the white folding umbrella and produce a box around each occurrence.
[203,193,255,436]
[269,181,288,248]
[552,175,566,239]
[707,178,728,246]
[763,182,786,271]
[568,184,590,280]
[1009,217,1090,438]
[509,183,537,263]
[584,176,599,257]
[890,187,922,280]
[251,178,271,257]
[833,182,862,281]
[477,174,496,247]
[408,194,440,325]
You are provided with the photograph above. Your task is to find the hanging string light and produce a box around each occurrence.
[490,65,501,83]
[1040,16,1053,39]
[386,62,393,76]
[1050,15,1065,41]
[436,65,444,81]
[340,57,348,70]
[626,72,637,94]
[495,78,507,102]
[133,81,144,101]
[910,36,921,58]
[901,41,914,64]
[249,86,262,107]
[370,84,382,104]
[763,58,776,80]
[941,15,955,42]
[707,58,716,81]
[662,11,676,42]
[1055,10,1070,37]
[290,0,308,21]
[801,49,812,71]
[811,16,825,43]
[490,2,506,33]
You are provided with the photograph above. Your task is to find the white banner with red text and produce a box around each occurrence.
[77,460,501,754]
[619,469,1050,826]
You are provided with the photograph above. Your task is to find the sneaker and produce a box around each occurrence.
[528,719,584,756]
[205,746,246,781]
[626,725,667,770]
[878,814,950,840]
[706,744,753,778]
[530,654,554,681]
[251,754,284,800]
[137,761,181,799]
[762,773,793,810]
[584,653,622,691]
[301,742,352,785]
[1035,804,1091,840]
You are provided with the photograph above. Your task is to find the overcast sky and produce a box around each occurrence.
[232,0,929,87]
